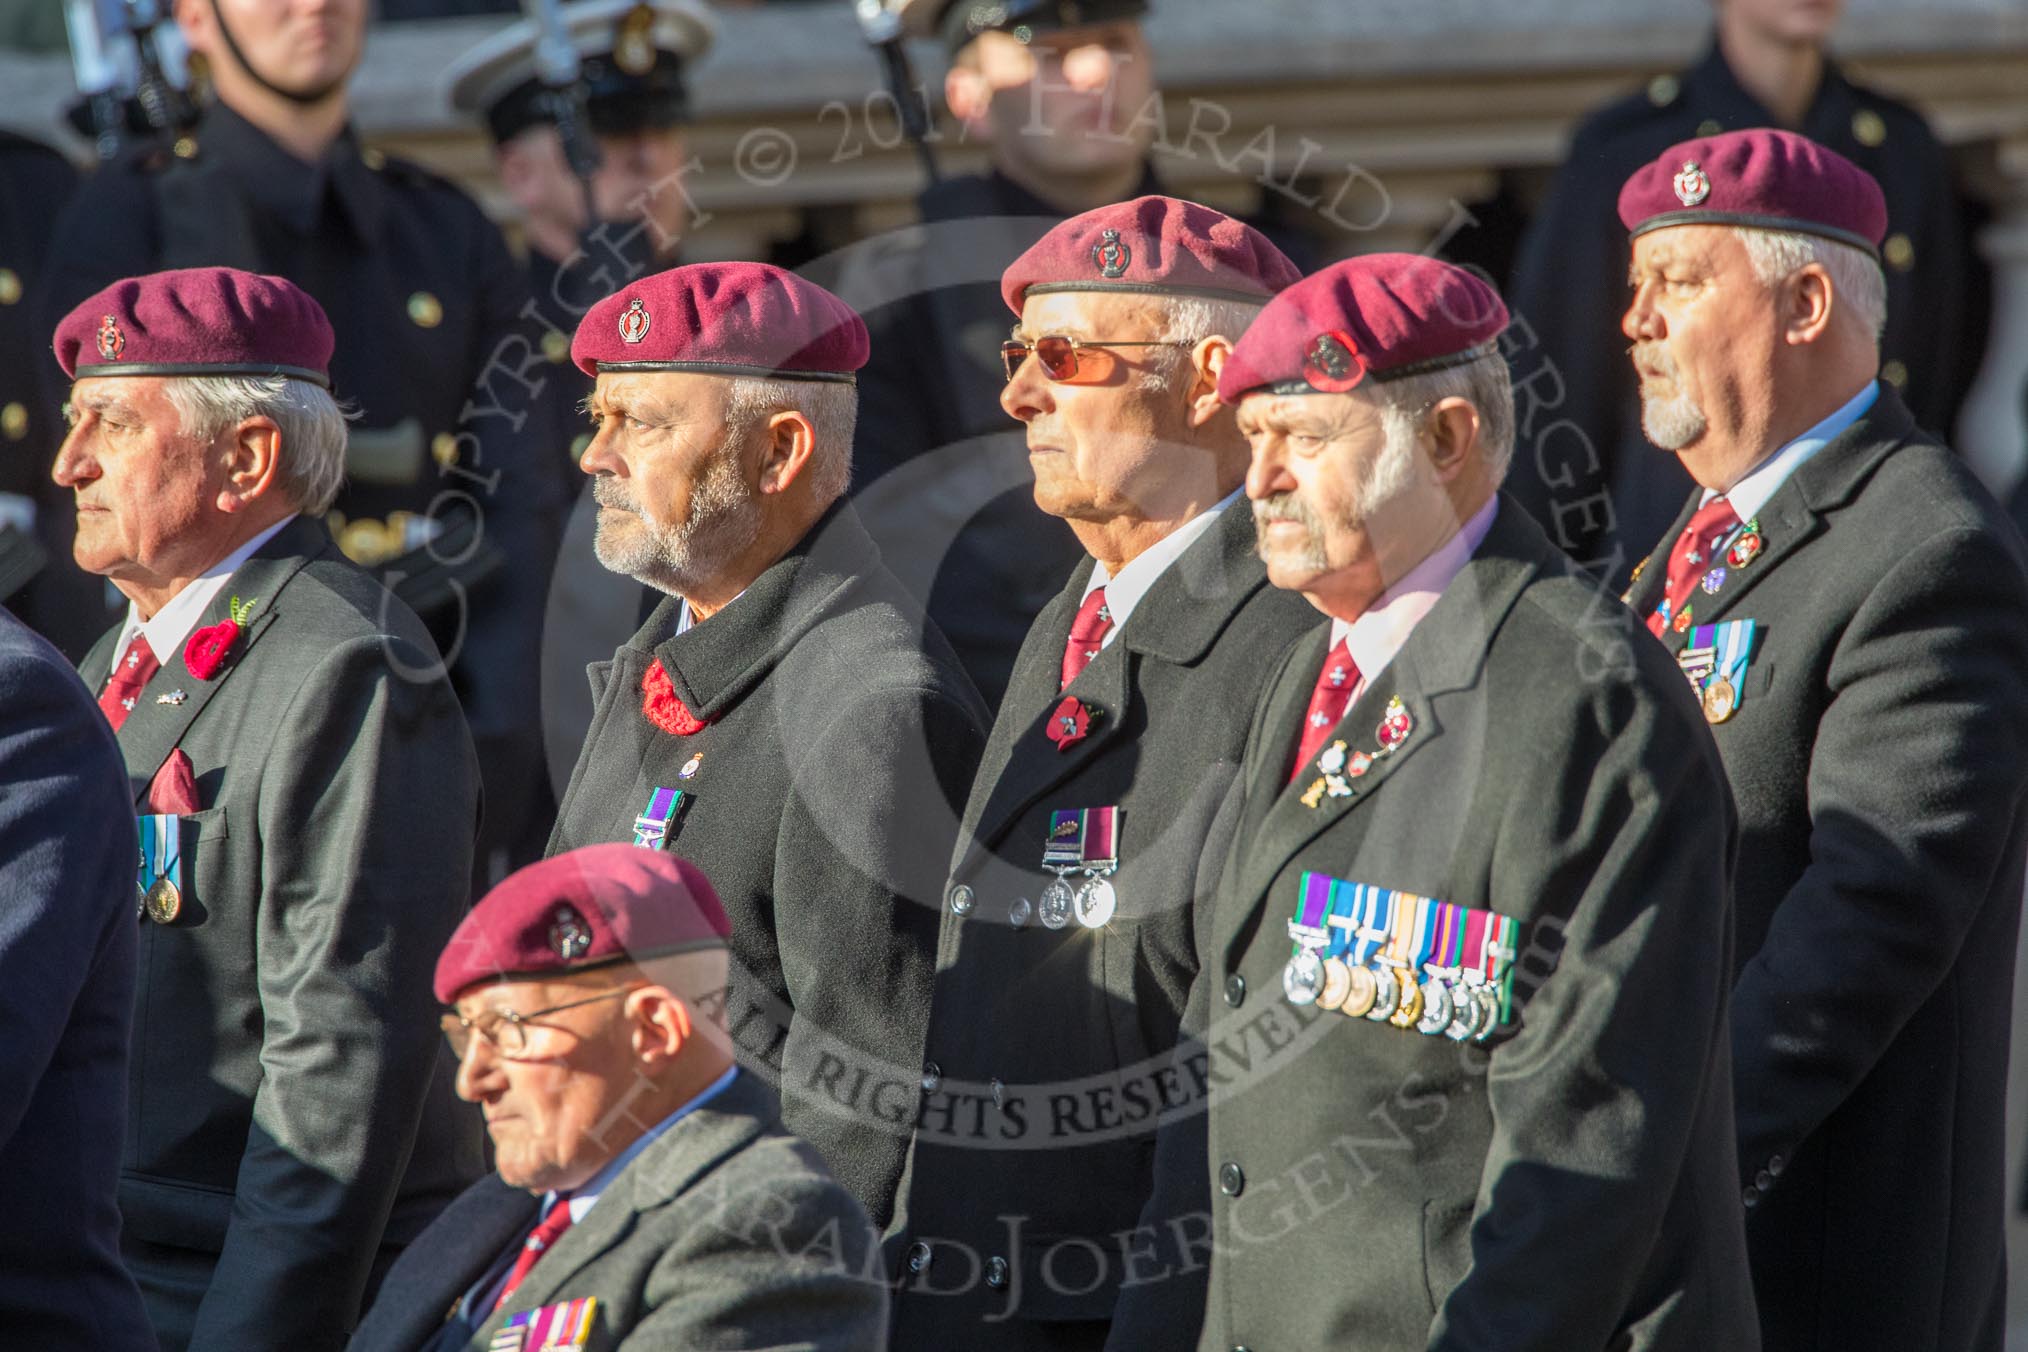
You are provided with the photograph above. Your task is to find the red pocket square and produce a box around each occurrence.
[148,750,201,816]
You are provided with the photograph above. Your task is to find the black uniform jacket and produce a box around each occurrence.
[43,101,565,864]
[1625,386,2028,1352]
[78,516,484,1352]
[1198,499,1759,1352]
[1506,42,1976,579]
[884,496,1318,1349]
[546,501,990,1229]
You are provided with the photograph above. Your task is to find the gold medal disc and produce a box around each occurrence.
[1318,957,1351,1010]
[1341,964,1378,1017]
[145,877,182,924]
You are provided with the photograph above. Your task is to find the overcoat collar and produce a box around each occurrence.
[87,514,330,802]
[630,499,884,720]
[1627,385,1917,647]
[1217,495,1546,951]
[955,496,1277,871]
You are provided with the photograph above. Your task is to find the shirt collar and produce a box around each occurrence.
[1082,488,1242,644]
[200,102,380,241]
[551,1065,739,1225]
[1329,497,1498,682]
[114,515,297,677]
[1701,380,1878,522]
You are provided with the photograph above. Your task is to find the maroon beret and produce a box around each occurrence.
[1217,253,1508,404]
[434,844,731,1003]
[1618,128,1887,257]
[54,266,334,386]
[572,262,868,381]
[1001,195,1302,316]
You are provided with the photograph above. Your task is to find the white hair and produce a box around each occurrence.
[1736,228,1887,341]
[1371,350,1517,484]
[1136,294,1270,392]
[721,376,856,503]
[163,374,351,515]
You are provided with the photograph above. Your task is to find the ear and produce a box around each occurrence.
[173,0,214,53]
[628,987,694,1069]
[1783,263,1836,347]
[1185,336,1233,429]
[216,417,285,514]
[756,409,817,496]
[945,64,995,141]
[1424,397,1482,484]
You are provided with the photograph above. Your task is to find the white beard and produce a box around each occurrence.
[1641,388,1709,451]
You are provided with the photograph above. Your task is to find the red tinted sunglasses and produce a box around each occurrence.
[1001,335,1193,383]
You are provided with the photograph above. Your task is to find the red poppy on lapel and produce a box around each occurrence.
[184,595,257,681]
[1045,696,1093,752]
[641,659,708,736]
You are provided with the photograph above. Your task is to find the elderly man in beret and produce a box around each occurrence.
[547,261,990,1231]
[349,845,887,1352]
[48,266,482,1351]
[1186,253,1757,1351]
[1616,129,2028,1350]
[883,196,1317,1350]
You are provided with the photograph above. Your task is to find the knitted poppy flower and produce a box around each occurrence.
[641,659,708,736]
[1045,696,1092,752]
[184,595,256,681]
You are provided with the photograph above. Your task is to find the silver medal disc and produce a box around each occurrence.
[1008,896,1033,929]
[1445,985,1485,1041]
[1283,948,1325,1005]
[1415,977,1454,1035]
[1039,877,1076,930]
[1074,876,1117,928]
[1365,966,1400,1021]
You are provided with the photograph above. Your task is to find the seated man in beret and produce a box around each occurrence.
[547,262,990,1230]
[1190,253,1757,1350]
[1617,129,2028,1351]
[48,266,482,1351]
[349,845,888,1352]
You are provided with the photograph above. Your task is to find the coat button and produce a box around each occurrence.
[906,1240,933,1273]
[1219,1162,1245,1197]
[1767,1155,1784,1177]
[921,1063,942,1093]
[1742,1188,1757,1209]
[949,884,974,916]
[1008,896,1032,929]
[1224,974,1246,1007]
[985,1256,1009,1289]
[1754,1169,1773,1190]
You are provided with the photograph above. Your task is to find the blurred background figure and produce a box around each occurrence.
[0,610,155,1352]
[447,0,716,794]
[0,130,88,653]
[1503,0,1981,583]
[40,0,564,887]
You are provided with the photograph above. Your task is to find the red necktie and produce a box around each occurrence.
[1059,586,1114,690]
[1648,496,1741,638]
[1289,637,1360,784]
[99,635,161,732]
[493,1199,575,1313]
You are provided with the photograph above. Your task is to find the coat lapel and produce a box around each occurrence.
[1656,387,1913,651]
[113,517,327,802]
[1217,502,1544,955]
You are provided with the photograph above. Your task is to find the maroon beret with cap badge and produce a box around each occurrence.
[53,266,335,386]
[433,843,732,1003]
[1217,253,1508,404]
[571,261,869,381]
[1000,194,1303,316]
[1617,127,1888,257]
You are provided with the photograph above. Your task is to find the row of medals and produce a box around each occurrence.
[1035,867,1117,930]
[1284,947,1500,1043]
[139,873,181,925]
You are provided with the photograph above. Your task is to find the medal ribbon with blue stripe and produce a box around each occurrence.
[138,813,181,896]
[1351,885,1392,969]
[1714,619,1755,699]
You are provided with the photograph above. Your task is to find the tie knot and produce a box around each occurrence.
[1685,496,1740,547]
[1317,637,1359,693]
[1069,586,1112,641]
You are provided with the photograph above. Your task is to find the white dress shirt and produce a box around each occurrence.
[107,515,297,679]
[1079,489,1242,646]
[1700,380,1879,521]
[1327,497,1499,700]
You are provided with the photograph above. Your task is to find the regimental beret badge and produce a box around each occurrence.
[615,2,658,76]
[618,296,652,344]
[1672,159,1712,207]
[97,314,125,361]
[1302,329,1366,393]
[549,904,593,960]
[1091,228,1131,279]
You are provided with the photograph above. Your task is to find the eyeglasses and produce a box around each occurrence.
[1000,335,1194,384]
[440,988,634,1061]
